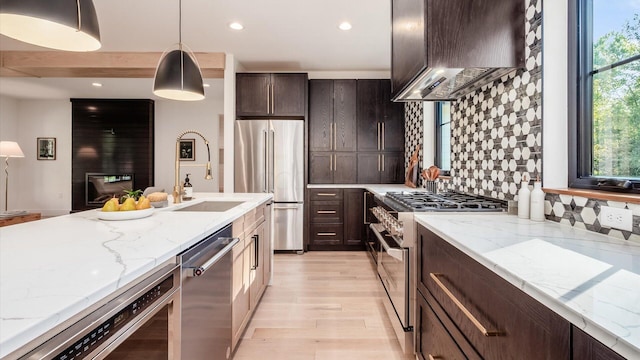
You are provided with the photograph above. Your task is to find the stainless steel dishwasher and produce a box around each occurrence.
[179,224,238,360]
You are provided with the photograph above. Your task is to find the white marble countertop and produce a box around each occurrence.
[415,213,640,359]
[0,192,272,359]
[307,184,421,197]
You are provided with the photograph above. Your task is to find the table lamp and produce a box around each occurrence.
[0,141,25,214]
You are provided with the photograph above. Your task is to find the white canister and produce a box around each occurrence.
[517,177,530,219]
[530,180,545,221]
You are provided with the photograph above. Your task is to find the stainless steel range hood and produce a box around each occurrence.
[394,67,517,101]
[390,0,525,102]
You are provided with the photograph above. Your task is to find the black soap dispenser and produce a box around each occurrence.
[183,173,193,200]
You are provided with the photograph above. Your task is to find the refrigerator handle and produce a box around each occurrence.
[270,129,275,193]
[263,130,268,192]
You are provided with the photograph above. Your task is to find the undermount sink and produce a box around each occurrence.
[175,201,244,212]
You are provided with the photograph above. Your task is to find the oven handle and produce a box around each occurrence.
[369,223,404,261]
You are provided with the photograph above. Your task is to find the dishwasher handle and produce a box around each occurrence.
[187,237,240,277]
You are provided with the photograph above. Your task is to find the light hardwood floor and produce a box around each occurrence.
[233,251,414,360]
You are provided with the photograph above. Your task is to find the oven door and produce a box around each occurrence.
[371,223,410,330]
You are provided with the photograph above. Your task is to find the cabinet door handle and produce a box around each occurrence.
[270,83,275,114]
[316,193,337,197]
[317,232,336,236]
[254,235,260,269]
[333,154,337,172]
[317,210,337,214]
[377,154,381,172]
[329,154,333,172]
[333,122,337,150]
[263,130,268,192]
[329,122,333,150]
[381,154,385,172]
[381,122,385,150]
[430,273,502,337]
[266,82,271,114]
[377,122,381,150]
[363,192,368,225]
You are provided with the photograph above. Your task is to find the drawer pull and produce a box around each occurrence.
[316,210,337,214]
[428,355,438,360]
[430,273,501,337]
[317,232,337,236]
[317,193,337,196]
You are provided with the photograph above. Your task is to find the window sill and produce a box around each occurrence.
[543,188,640,204]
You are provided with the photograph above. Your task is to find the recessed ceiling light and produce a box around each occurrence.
[203,83,210,88]
[92,82,103,87]
[229,22,244,30]
[339,22,352,31]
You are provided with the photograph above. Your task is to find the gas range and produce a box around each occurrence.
[383,190,507,213]
[366,190,505,356]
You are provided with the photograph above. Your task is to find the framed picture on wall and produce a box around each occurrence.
[37,137,56,160]
[179,139,195,161]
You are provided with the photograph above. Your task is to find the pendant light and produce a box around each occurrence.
[0,0,101,52]
[153,0,205,101]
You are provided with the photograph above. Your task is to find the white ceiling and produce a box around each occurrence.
[0,0,392,99]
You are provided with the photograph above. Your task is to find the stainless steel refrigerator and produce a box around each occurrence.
[234,120,304,251]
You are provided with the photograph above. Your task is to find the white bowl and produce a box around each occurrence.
[96,207,154,221]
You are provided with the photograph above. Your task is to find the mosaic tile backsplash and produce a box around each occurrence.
[545,193,640,242]
[404,101,424,183]
[448,0,542,201]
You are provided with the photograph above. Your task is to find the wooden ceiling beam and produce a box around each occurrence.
[0,51,225,78]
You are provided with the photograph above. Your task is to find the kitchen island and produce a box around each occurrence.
[416,213,640,359]
[0,192,272,359]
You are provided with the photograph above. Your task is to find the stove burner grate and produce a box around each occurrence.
[384,191,506,212]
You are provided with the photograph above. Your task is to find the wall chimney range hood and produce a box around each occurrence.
[391,0,525,102]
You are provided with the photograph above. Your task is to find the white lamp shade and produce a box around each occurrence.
[0,0,101,52]
[0,141,25,158]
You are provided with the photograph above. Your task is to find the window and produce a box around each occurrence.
[435,101,451,175]
[569,0,640,193]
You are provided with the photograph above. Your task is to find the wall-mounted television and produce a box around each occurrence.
[85,173,135,206]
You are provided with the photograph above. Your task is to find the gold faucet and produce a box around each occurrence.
[174,130,213,203]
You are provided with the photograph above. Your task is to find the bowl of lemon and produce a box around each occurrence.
[96,190,154,221]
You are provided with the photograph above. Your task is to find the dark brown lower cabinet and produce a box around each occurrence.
[417,289,481,360]
[417,224,571,360]
[572,326,626,360]
[343,189,364,246]
[308,188,364,250]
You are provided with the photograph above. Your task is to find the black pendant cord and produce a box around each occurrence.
[179,0,183,47]
[179,0,184,87]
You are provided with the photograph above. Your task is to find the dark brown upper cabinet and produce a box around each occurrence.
[309,79,357,152]
[357,79,404,152]
[391,0,525,101]
[308,79,404,185]
[236,73,307,117]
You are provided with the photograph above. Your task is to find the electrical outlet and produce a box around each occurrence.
[600,206,633,232]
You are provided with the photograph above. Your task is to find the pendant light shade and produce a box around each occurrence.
[0,0,101,52]
[153,48,205,101]
[152,0,205,101]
